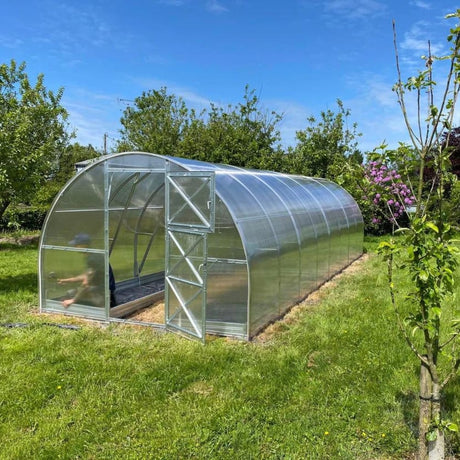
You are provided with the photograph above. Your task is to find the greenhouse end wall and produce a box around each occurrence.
[39,152,363,340]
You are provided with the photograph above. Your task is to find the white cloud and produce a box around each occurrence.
[62,88,122,150]
[0,36,23,48]
[31,1,123,62]
[323,0,386,20]
[133,77,212,108]
[206,0,229,14]
[410,0,431,9]
[400,22,443,55]
[265,100,311,147]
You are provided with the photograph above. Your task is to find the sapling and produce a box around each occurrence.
[378,10,460,460]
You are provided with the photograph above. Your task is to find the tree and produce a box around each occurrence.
[117,85,284,170]
[32,143,100,210]
[378,12,460,459]
[286,99,362,179]
[117,87,193,155]
[178,85,284,170]
[0,60,71,222]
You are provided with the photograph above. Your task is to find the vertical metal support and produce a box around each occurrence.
[104,161,110,320]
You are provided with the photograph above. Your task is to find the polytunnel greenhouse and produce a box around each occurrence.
[39,152,364,341]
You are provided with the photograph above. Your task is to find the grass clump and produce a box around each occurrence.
[0,237,458,459]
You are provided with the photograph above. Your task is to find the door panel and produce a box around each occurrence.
[165,229,207,341]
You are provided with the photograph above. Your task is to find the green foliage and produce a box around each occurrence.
[0,60,71,222]
[32,143,100,210]
[0,205,46,232]
[379,220,459,353]
[117,86,284,170]
[2,240,459,457]
[383,10,460,457]
[442,179,460,228]
[118,87,192,156]
[285,99,362,179]
[117,86,364,179]
[178,86,284,170]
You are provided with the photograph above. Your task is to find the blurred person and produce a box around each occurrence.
[58,233,116,308]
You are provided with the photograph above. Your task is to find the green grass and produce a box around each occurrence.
[0,237,459,459]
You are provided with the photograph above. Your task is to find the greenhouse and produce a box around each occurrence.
[39,152,364,341]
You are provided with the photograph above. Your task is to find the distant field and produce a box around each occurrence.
[0,237,459,459]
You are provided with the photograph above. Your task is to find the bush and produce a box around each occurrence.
[0,205,47,231]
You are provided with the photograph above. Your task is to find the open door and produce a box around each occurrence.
[165,168,215,342]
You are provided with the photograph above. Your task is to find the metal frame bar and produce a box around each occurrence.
[166,170,215,232]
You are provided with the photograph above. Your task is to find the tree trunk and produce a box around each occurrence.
[428,382,444,460]
[0,198,11,223]
[419,358,432,460]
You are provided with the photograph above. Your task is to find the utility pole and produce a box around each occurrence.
[103,133,107,155]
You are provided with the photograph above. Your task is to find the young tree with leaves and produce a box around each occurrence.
[32,143,100,210]
[286,99,362,179]
[117,85,284,170]
[117,87,192,156]
[0,59,71,222]
[179,85,284,170]
[378,11,460,460]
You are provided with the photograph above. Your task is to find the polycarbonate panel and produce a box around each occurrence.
[54,163,105,212]
[208,197,246,260]
[41,248,107,320]
[268,176,318,296]
[165,229,206,340]
[288,176,330,286]
[238,214,279,335]
[317,179,364,262]
[43,164,106,249]
[167,172,215,231]
[107,153,166,171]
[206,260,248,337]
[236,174,301,315]
[214,173,268,221]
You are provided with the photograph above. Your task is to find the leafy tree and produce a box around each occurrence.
[286,99,362,179]
[179,86,284,169]
[32,143,100,209]
[378,12,460,459]
[117,85,284,170]
[0,59,71,222]
[117,87,193,155]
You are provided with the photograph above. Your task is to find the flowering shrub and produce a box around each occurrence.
[343,159,416,234]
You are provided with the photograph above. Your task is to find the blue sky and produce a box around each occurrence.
[1,0,459,153]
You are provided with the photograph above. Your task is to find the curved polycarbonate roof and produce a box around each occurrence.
[39,152,363,339]
[166,154,363,333]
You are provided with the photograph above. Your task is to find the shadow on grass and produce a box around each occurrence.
[0,273,38,294]
[396,390,418,437]
[396,376,460,456]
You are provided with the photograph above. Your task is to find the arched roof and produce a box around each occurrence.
[39,152,363,339]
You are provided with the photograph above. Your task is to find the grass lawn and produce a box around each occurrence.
[0,237,459,459]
